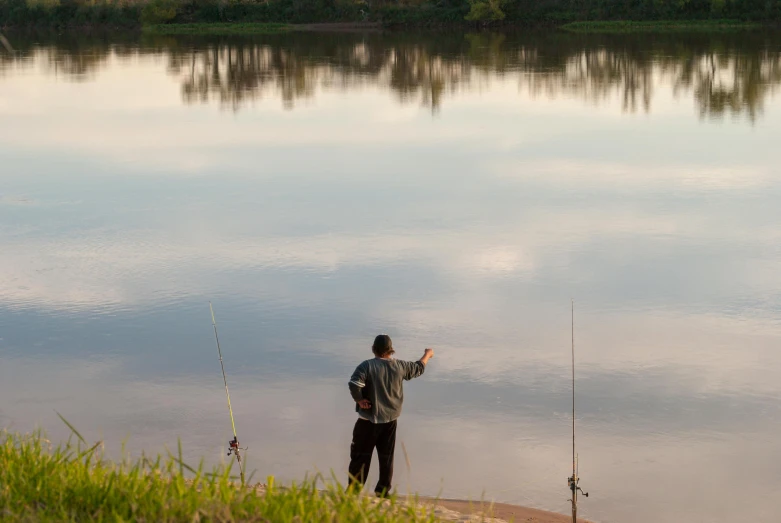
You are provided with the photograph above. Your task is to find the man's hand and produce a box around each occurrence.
[420,348,434,365]
[357,399,371,409]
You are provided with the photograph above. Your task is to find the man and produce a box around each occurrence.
[347,334,434,496]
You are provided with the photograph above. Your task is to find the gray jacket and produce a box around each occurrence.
[348,357,426,424]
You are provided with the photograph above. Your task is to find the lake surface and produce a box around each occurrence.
[2,28,781,522]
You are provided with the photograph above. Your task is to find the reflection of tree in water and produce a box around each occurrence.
[0,32,139,79]
[2,30,780,119]
[664,50,781,120]
[170,45,319,109]
[525,46,656,112]
[0,32,23,77]
[162,34,474,112]
[162,31,781,119]
[465,32,781,119]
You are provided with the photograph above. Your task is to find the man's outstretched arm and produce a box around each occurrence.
[402,348,434,380]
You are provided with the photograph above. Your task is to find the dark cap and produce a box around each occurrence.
[372,334,394,356]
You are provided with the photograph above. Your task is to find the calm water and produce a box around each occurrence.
[2,29,781,522]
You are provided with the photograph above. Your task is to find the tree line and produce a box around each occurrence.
[1,0,781,28]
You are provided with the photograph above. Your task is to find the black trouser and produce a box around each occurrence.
[348,418,397,495]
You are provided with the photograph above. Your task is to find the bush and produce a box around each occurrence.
[465,0,505,21]
[141,0,179,24]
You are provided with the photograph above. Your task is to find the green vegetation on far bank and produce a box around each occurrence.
[2,0,781,29]
[0,428,439,522]
[143,22,289,35]
[561,19,762,32]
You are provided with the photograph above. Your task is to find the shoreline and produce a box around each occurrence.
[560,19,762,33]
[420,497,587,523]
[2,427,586,523]
[140,21,383,35]
[3,17,779,34]
[138,19,773,37]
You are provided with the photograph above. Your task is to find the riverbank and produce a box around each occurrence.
[0,429,576,522]
[561,19,762,32]
[424,498,583,522]
[142,22,289,35]
[141,20,762,36]
[2,0,781,30]
[139,18,767,36]
[141,21,385,35]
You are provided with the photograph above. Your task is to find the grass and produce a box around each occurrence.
[559,19,762,33]
[0,426,441,522]
[142,22,290,35]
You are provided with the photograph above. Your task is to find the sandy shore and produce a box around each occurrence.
[421,498,583,523]
[254,483,582,522]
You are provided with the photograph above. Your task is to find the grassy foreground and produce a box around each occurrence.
[0,428,439,522]
[143,22,289,35]
[560,19,762,33]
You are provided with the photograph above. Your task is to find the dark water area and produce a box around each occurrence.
[1,28,781,522]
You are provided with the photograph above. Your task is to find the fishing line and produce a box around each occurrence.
[209,301,246,485]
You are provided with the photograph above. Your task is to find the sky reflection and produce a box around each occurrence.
[1,30,781,523]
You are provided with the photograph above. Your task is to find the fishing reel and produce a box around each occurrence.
[568,475,588,498]
[227,437,241,457]
[226,436,248,458]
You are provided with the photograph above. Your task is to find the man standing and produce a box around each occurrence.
[347,334,434,496]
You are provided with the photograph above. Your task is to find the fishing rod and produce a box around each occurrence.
[567,300,588,523]
[209,302,246,485]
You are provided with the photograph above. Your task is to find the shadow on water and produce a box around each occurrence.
[2,29,781,119]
